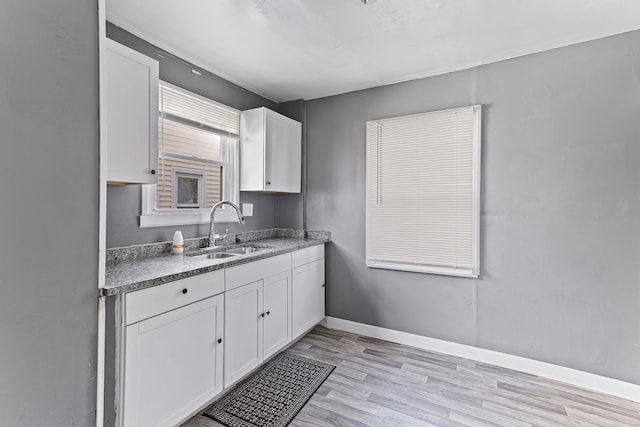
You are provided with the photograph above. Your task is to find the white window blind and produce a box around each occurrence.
[159,82,239,135]
[366,105,481,278]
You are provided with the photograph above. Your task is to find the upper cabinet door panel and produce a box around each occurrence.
[239,108,266,191]
[105,39,159,184]
[240,107,301,193]
[264,109,301,193]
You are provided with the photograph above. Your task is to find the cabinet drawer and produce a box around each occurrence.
[225,254,291,292]
[292,245,324,268]
[126,270,224,325]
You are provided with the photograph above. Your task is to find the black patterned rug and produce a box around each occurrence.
[203,352,335,427]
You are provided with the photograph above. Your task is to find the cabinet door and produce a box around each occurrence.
[292,259,325,339]
[239,108,266,191]
[264,109,301,193]
[263,270,292,359]
[105,39,159,184]
[123,295,223,427]
[224,280,263,388]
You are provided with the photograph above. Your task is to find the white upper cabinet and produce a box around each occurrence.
[104,39,159,184]
[240,107,301,193]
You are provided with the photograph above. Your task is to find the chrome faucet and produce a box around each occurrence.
[208,200,245,247]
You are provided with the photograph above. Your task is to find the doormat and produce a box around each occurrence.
[203,352,335,427]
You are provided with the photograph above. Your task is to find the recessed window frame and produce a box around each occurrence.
[365,105,482,278]
[139,81,241,228]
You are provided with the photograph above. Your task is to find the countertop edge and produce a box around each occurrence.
[102,238,329,296]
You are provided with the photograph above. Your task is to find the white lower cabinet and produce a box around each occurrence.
[118,245,325,426]
[123,294,224,427]
[292,246,326,339]
[263,270,293,359]
[223,280,263,387]
[224,261,292,388]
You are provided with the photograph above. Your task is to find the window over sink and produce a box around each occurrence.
[140,82,240,227]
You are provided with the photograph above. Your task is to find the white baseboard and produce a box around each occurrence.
[322,316,640,403]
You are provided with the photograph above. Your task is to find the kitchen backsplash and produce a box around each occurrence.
[105,228,330,265]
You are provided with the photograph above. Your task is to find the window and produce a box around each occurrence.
[366,105,481,278]
[172,168,206,208]
[158,119,222,209]
[140,82,240,227]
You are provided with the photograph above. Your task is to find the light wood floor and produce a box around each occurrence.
[183,325,640,427]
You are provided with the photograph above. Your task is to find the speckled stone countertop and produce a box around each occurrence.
[103,229,330,296]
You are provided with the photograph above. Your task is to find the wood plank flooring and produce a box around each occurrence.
[183,325,640,427]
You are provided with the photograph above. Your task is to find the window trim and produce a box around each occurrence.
[139,82,241,228]
[365,105,482,278]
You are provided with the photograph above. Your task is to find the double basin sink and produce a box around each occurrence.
[186,244,273,260]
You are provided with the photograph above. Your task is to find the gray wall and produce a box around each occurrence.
[0,1,99,425]
[106,23,280,247]
[306,30,640,384]
[276,99,306,229]
[107,188,278,247]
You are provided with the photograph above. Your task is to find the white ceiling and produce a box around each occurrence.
[106,0,640,103]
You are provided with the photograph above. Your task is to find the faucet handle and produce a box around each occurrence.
[213,229,229,244]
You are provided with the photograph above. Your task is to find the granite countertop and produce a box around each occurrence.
[103,229,330,296]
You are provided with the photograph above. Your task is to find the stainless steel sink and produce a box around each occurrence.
[186,244,273,259]
[223,246,267,255]
[205,252,238,259]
